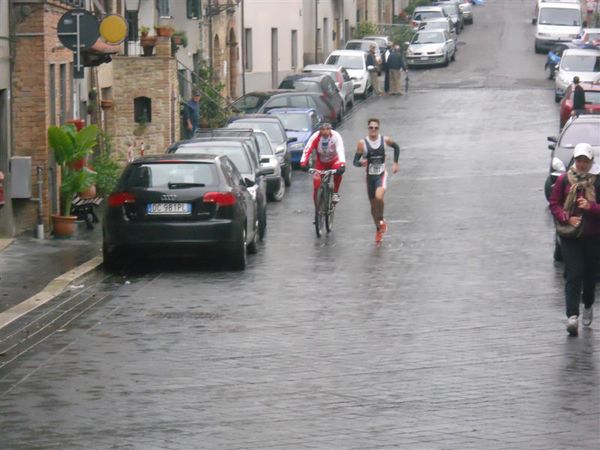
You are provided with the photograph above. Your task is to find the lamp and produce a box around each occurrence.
[124,0,141,54]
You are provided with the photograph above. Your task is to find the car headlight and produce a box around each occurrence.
[406,48,414,56]
[552,157,566,172]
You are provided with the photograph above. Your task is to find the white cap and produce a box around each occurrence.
[573,143,593,160]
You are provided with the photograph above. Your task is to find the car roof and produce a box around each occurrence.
[414,6,444,12]
[579,82,600,91]
[133,154,221,163]
[231,114,283,122]
[327,49,368,56]
[303,64,342,72]
[283,73,328,82]
[346,39,378,44]
[267,107,317,114]
[562,48,600,56]
[177,139,244,147]
[539,1,581,8]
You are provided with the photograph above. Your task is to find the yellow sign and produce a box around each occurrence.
[99,14,128,45]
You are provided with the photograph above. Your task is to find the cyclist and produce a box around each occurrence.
[299,123,346,203]
[353,118,401,244]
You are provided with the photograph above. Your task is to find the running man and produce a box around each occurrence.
[300,122,346,203]
[353,118,401,244]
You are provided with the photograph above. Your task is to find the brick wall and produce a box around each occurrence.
[106,48,180,163]
[12,2,73,234]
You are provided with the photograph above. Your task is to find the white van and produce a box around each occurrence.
[534,0,583,54]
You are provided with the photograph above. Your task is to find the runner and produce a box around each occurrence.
[353,118,401,244]
[299,123,346,203]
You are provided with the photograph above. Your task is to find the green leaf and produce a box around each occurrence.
[48,126,72,166]
[74,125,99,158]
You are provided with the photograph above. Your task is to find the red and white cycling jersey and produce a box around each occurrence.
[300,130,346,165]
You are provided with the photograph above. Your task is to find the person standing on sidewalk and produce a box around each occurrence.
[549,143,600,336]
[183,90,202,139]
[353,118,401,244]
[366,45,381,96]
[572,76,586,117]
[387,45,408,95]
[383,42,392,94]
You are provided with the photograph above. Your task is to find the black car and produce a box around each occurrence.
[278,74,345,121]
[231,90,294,114]
[167,139,271,241]
[227,115,294,186]
[256,91,340,127]
[103,154,258,271]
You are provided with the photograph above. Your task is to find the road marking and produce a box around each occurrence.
[0,256,103,330]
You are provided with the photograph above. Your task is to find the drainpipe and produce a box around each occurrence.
[31,166,43,239]
[208,0,213,72]
[241,0,245,95]
[314,0,318,64]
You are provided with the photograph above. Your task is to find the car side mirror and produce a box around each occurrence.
[287,137,298,143]
[258,167,275,177]
[244,178,256,187]
[547,136,558,143]
[404,41,410,46]
[548,144,556,151]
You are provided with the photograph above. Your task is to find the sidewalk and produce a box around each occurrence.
[0,224,102,315]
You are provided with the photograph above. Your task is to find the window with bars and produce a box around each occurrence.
[157,0,171,18]
[187,0,201,19]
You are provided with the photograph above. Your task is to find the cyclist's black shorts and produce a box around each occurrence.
[366,172,387,199]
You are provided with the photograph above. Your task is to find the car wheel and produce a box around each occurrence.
[554,93,561,103]
[442,53,449,67]
[534,43,541,54]
[451,51,456,62]
[230,227,247,270]
[247,222,258,254]
[258,209,267,241]
[268,177,285,202]
[544,176,553,201]
[283,165,292,187]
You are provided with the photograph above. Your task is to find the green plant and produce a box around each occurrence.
[192,59,231,128]
[139,25,150,36]
[353,22,379,39]
[404,0,433,16]
[48,124,98,216]
[172,30,188,47]
[92,133,121,197]
[389,25,416,48]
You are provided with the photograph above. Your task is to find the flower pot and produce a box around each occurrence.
[142,45,155,56]
[52,214,78,238]
[155,27,174,37]
[100,99,113,109]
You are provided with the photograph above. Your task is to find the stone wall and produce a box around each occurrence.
[107,44,180,163]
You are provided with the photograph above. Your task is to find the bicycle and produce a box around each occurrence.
[309,168,338,237]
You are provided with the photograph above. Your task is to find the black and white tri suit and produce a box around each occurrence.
[363,135,388,199]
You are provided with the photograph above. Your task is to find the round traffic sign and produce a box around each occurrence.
[57,9,99,51]
[99,14,128,45]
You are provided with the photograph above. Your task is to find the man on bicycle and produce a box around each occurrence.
[353,118,401,244]
[299,123,346,203]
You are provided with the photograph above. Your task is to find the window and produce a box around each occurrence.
[187,0,201,18]
[134,96,152,123]
[244,28,253,71]
[157,0,171,18]
[291,30,298,69]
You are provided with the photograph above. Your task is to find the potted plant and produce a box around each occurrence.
[47,124,99,237]
[155,25,174,37]
[171,30,188,47]
[140,26,157,56]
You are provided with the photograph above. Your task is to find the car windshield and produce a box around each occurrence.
[560,122,600,147]
[441,5,456,15]
[539,8,581,26]
[279,79,320,92]
[424,22,447,30]
[325,55,364,70]
[229,121,286,144]
[584,91,600,104]
[174,144,252,173]
[560,54,600,72]
[413,31,445,44]
[231,95,266,112]
[345,42,371,51]
[585,32,600,41]
[125,162,216,188]
[413,11,443,20]
[271,113,311,132]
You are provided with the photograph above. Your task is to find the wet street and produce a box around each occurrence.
[1,1,599,448]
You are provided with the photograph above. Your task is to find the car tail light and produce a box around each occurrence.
[203,192,236,206]
[108,192,136,208]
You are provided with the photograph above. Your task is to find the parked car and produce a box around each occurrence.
[458,0,474,24]
[545,114,600,200]
[363,35,392,54]
[324,49,371,98]
[103,154,259,271]
[266,108,322,166]
[433,0,464,33]
[302,64,355,111]
[344,39,383,69]
[405,29,456,68]
[278,73,345,120]
[253,91,339,127]
[411,5,449,29]
[574,28,600,46]
[227,114,294,186]
[544,42,582,80]
[231,90,293,114]
[420,17,457,43]
[167,139,270,241]
[252,130,286,202]
[534,0,583,54]
[559,82,600,128]
[554,48,600,102]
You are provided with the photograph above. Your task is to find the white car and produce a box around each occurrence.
[420,17,457,43]
[405,29,456,68]
[458,0,473,24]
[324,50,371,98]
[534,0,582,54]
[554,48,600,102]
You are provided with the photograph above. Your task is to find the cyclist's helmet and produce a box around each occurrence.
[320,122,332,130]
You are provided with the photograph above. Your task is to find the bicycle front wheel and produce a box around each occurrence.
[314,191,325,238]
[325,192,335,232]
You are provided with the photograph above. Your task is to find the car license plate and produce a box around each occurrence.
[147,203,192,215]
[420,56,428,60]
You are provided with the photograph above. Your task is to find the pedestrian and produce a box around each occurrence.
[383,42,392,94]
[299,122,346,204]
[366,45,381,96]
[183,90,201,139]
[352,118,401,244]
[549,143,600,336]
[572,76,586,117]
[387,45,408,95]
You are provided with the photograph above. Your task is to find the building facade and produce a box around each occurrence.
[0,0,11,235]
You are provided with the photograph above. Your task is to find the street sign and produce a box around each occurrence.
[99,14,128,45]
[57,9,99,79]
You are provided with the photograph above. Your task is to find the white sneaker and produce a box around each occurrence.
[582,306,593,327]
[332,193,340,203]
[566,315,579,336]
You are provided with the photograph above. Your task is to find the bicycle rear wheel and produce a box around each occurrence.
[325,192,334,232]
[314,191,325,238]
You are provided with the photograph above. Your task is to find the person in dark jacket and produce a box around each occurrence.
[572,76,586,117]
[549,143,600,335]
[386,45,408,95]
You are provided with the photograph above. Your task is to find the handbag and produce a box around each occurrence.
[556,217,584,239]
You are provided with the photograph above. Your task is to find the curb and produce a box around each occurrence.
[0,256,103,331]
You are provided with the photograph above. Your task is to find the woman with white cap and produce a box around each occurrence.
[549,143,600,336]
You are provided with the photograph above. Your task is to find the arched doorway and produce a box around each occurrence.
[227,28,239,98]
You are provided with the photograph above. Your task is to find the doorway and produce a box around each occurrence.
[271,28,278,88]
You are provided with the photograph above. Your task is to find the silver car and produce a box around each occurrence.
[458,0,473,24]
[253,129,285,202]
[302,64,355,111]
[406,29,456,67]
[420,17,457,43]
[554,48,600,103]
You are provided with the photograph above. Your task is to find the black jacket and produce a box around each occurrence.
[573,84,586,110]
[386,51,407,71]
